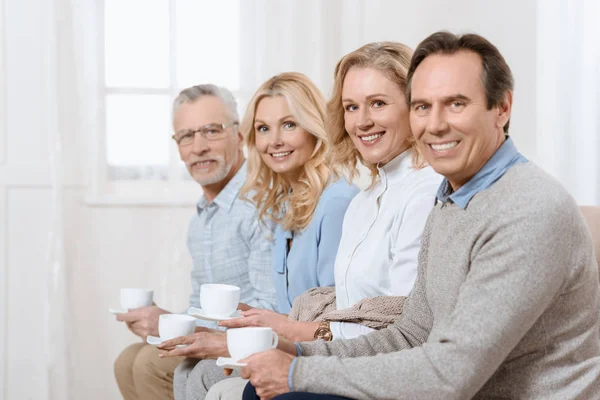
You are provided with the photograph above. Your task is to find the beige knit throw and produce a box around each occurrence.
[288,287,405,330]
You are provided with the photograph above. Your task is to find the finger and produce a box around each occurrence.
[126,321,142,333]
[116,310,140,322]
[223,368,233,376]
[240,366,251,379]
[255,383,272,400]
[158,349,172,358]
[257,389,273,400]
[157,336,188,349]
[219,317,254,328]
[241,309,263,317]
[238,355,253,364]
[237,302,255,312]
[120,307,146,321]
[130,321,144,331]
[156,343,178,351]
[158,347,187,358]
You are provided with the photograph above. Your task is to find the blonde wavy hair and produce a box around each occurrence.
[240,72,336,232]
[327,42,425,187]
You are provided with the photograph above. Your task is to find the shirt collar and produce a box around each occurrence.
[437,137,526,209]
[196,161,247,214]
[377,148,414,190]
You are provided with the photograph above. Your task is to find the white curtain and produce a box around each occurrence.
[42,0,97,398]
[44,0,74,398]
[238,0,346,102]
[536,0,600,205]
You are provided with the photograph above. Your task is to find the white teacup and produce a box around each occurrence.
[120,288,153,310]
[158,314,196,341]
[226,327,279,362]
[200,284,240,317]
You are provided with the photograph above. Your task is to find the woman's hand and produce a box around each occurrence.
[219,309,319,342]
[219,308,290,333]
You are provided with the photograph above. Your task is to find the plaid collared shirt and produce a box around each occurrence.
[187,162,277,310]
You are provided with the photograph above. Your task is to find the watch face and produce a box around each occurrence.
[314,322,333,341]
[315,327,333,341]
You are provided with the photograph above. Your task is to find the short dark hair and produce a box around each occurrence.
[406,31,514,133]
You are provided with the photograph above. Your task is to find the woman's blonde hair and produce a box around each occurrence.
[327,41,425,186]
[240,72,336,232]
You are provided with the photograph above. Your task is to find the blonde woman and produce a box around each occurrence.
[298,41,443,339]
[240,72,359,317]
[161,72,358,400]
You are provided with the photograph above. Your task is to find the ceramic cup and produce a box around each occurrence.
[158,314,196,341]
[226,327,279,362]
[120,288,153,310]
[200,284,240,317]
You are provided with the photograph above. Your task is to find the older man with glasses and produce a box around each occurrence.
[113,84,277,400]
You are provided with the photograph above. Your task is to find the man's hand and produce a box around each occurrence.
[116,305,169,339]
[157,330,228,359]
[240,349,294,400]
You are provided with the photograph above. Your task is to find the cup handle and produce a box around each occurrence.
[271,332,279,349]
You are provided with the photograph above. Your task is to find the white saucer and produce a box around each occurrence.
[188,307,242,322]
[146,335,187,348]
[109,307,128,314]
[216,357,247,369]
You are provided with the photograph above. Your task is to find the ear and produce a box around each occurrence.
[496,90,513,130]
[237,131,244,148]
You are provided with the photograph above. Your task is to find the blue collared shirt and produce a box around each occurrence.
[437,137,528,208]
[273,178,359,313]
[187,162,277,311]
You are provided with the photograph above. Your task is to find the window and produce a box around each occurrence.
[99,0,241,192]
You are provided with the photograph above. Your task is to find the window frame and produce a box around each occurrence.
[89,0,244,205]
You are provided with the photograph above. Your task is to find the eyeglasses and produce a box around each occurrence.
[172,122,238,146]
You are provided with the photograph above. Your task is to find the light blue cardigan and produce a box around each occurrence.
[272,178,359,313]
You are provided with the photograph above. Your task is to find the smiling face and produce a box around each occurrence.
[409,51,511,190]
[253,96,317,182]
[341,67,412,166]
[173,95,243,187]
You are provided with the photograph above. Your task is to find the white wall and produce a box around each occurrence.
[66,199,192,398]
[2,0,55,398]
[536,0,600,204]
[0,1,547,399]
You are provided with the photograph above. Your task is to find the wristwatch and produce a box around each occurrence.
[313,321,333,341]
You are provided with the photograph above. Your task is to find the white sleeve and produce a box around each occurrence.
[330,321,375,339]
[388,186,437,296]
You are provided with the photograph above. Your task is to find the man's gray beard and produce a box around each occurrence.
[195,152,237,187]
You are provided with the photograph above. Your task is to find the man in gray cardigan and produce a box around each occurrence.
[238,32,600,399]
